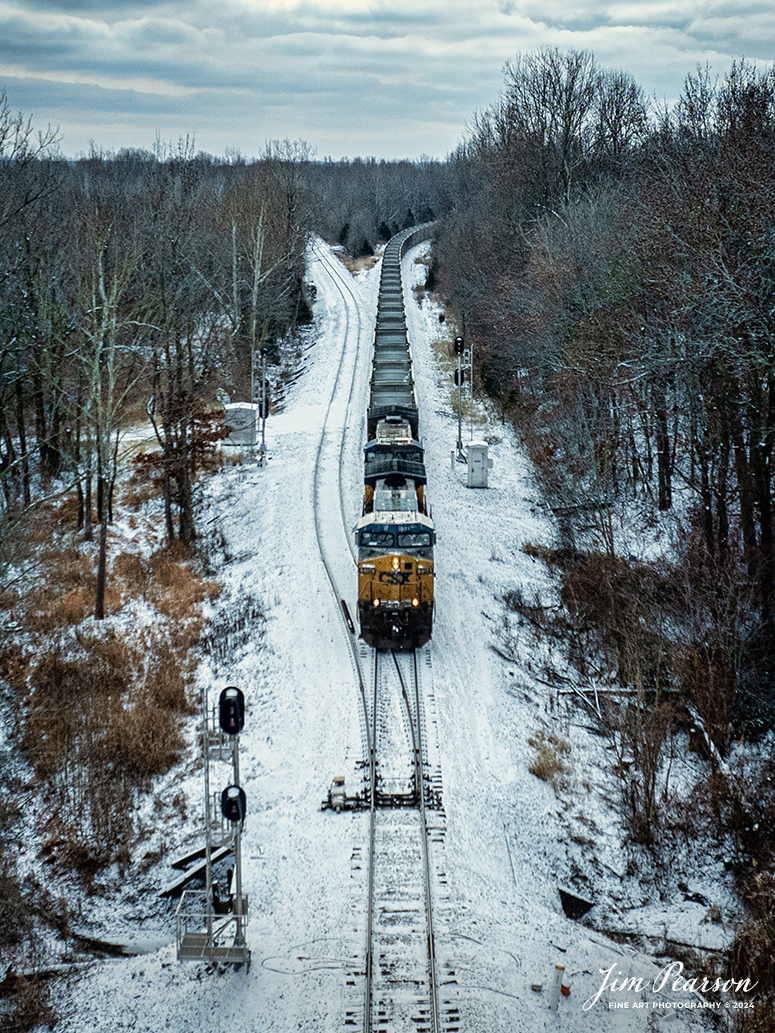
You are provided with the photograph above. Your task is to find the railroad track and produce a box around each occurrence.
[309,242,451,1033]
[310,243,369,567]
[309,241,376,801]
[364,649,442,1033]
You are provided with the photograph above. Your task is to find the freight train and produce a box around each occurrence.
[356,227,435,650]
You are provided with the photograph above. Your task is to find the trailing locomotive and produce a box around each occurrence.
[356,227,435,650]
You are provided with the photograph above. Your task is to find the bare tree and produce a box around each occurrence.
[0,87,60,227]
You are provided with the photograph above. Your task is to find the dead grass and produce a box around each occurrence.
[147,547,220,618]
[527,729,571,790]
[570,831,595,847]
[113,551,148,594]
[5,479,222,885]
[22,625,189,867]
[22,505,63,548]
[138,844,167,874]
[34,588,88,628]
[78,630,136,695]
[11,494,88,550]
[0,583,21,614]
[521,541,561,562]
[55,494,82,527]
[104,585,122,615]
[726,871,775,1015]
[0,972,56,1032]
[105,696,184,779]
[28,584,123,632]
[150,541,193,577]
[23,651,84,780]
[170,617,203,655]
[149,642,191,712]
[151,576,220,620]
[675,644,735,755]
[731,1004,775,1033]
[0,644,30,693]
[338,253,378,274]
[49,548,96,592]
[432,337,457,370]
[120,462,163,509]
[21,547,101,631]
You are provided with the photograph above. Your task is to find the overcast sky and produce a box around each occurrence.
[1,0,773,161]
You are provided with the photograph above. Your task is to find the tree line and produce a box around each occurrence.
[434,50,775,732]
[4,55,775,737]
[433,54,775,1020]
[0,126,317,609]
[306,155,451,257]
[0,116,450,605]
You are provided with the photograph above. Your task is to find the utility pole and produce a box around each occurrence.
[454,335,464,458]
[260,347,267,464]
[466,338,474,443]
[250,345,268,464]
[250,344,255,428]
[202,685,214,946]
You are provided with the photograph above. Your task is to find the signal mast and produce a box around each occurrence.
[176,686,250,965]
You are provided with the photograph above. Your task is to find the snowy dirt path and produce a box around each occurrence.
[46,240,718,1033]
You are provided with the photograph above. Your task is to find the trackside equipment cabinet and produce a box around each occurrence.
[466,441,492,488]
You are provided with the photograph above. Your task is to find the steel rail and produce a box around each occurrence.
[309,243,374,770]
[364,652,378,1033]
[363,650,440,1033]
[413,649,441,1033]
[395,649,441,1033]
[392,650,421,799]
[311,244,367,565]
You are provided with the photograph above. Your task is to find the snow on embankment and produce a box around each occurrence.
[44,240,726,1033]
[401,240,723,1031]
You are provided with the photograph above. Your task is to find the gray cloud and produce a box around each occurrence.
[20,0,177,11]
[0,0,773,159]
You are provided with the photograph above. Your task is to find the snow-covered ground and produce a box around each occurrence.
[44,240,740,1032]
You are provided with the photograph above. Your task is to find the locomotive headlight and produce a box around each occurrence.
[373,599,380,607]
[412,597,419,607]
[391,555,400,570]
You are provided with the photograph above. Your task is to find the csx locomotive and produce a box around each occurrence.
[356,227,435,650]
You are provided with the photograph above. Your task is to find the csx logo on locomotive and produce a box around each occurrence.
[379,570,411,584]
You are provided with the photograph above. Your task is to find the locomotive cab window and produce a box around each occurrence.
[359,528,396,548]
[397,530,432,548]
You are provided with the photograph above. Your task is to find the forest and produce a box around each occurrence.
[1,48,775,1031]
[436,51,775,768]
[432,54,775,1030]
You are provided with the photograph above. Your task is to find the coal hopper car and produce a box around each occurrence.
[356,227,435,650]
